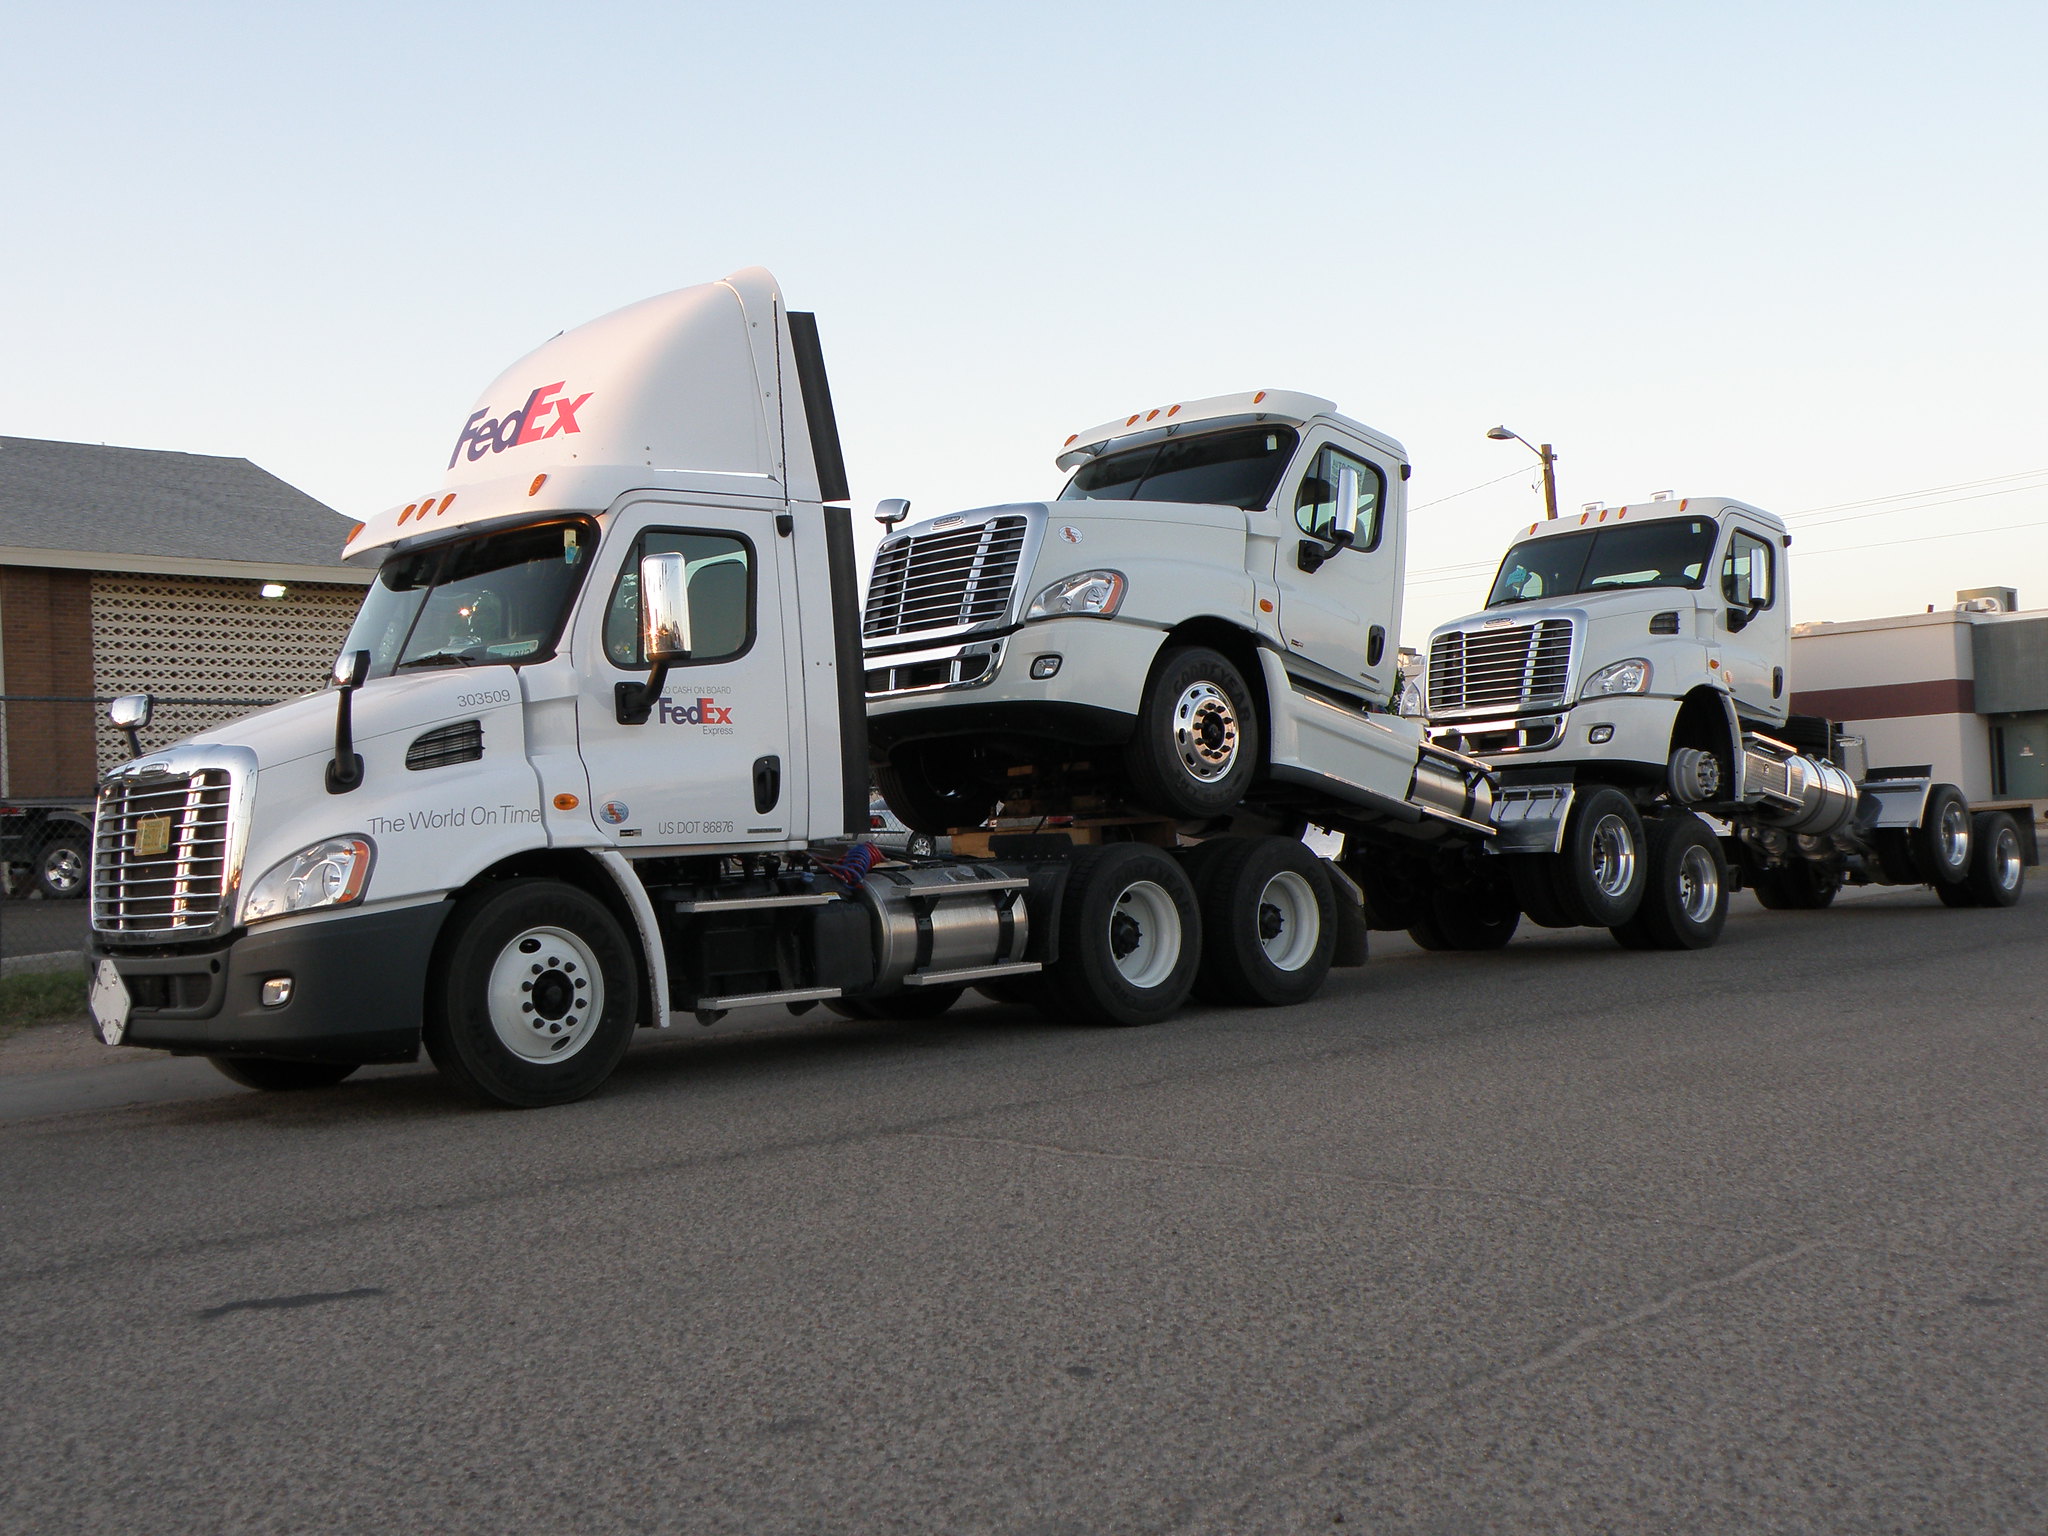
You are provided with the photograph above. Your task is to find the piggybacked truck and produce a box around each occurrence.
[85,272,1535,1107]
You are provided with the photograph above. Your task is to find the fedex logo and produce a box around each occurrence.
[658,697,734,726]
[448,381,593,469]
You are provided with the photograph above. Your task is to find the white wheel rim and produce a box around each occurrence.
[487,924,605,1063]
[1172,682,1239,783]
[1107,879,1182,990]
[44,847,85,891]
[1995,827,2022,891]
[1938,801,1970,872]
[1676,843,1719,923]
[1257,870,1320,971]
[1589,814,1638,898]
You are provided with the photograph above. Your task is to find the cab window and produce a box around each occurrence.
[1722,529,1775,610]
[604,529,755,667]
[1293,446,1385,550]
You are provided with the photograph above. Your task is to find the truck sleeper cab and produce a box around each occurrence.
[1423,498,2033,945]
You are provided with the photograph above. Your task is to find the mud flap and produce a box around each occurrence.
[1322,858,1370,967]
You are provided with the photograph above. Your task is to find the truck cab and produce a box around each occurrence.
[1423,497,1790,780]
[862,392,1452,833]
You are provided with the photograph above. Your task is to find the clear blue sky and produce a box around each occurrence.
[7,1,2045,641]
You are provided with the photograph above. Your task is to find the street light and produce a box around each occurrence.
[1487,425,1559,520]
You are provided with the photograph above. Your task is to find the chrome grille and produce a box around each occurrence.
[1428,618,1575,717]
[92,770,235,935]
[864,516,1027,640]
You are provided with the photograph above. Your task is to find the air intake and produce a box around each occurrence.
[406,720,484,770]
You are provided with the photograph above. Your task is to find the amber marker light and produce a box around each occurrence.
[553,792,581,810]
[1253,391,1268,404]
[438,494,457,514]
[529,474,548,496]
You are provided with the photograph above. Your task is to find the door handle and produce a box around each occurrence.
[752,755,781,814]
[1367,626,1386,666]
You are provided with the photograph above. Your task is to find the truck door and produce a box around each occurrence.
[572,499,801,847]
[1272,436,1402,705]
[1715,519,1789,725]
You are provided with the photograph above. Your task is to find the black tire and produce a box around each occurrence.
[1935,880,1978,909]
[977,974,1053,1009]
[905,833,937,859]
[1046,842,1199,1026]
[1123,647,1261,819]
[1964,811,2025,908]
[1870,827,1919,885]
[35,837,89,899]
[1407,882,1520,951]
[828,985,965,1020]
[1188,836,1336,1006]
[1547,786,1647,927]
[209,1057,359,1091]
[1749,858,1840,910]
[1912,784,1972,887]
[876,747,998,838]
[1610,814,1728,950]
[423,879,641,1108]
[1508,855,1577,929]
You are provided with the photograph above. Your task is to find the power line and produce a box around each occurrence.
[1406,466,1533,513]
[1800,514,2048,558]
[1785,464,2048,520]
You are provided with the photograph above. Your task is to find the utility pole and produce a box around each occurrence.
[1487,426,1560,519]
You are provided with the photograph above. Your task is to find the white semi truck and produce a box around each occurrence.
[1418,499,2034,939]
[86,271,1545,1108]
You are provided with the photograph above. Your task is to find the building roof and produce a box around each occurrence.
[0,436,368,582]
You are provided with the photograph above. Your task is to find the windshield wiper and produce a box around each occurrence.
[395,650,477,670]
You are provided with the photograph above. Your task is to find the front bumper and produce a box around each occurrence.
[92,900,451,1063]
[1428,693,1682,772]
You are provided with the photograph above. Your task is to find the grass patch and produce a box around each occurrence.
[1,968,89,1038]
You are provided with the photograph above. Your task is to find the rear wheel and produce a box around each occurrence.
[1407,882,1520,951]
[1189,836,1336,1005]
[209,1057,359,1091]
[1750,858,1840,910]
[1912,784,1972,887]
[1123,647,1261,819]
[1964,811,2025,908]
[423,879,640,1108]
[1611,814,1728,950]
[1047,843,1199,1026]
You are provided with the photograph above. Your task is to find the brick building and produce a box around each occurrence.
[0,436,373,801]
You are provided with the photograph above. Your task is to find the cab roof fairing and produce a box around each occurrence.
[343,266,829,567]
[1502,496,1785,546]
[1054,389,1407,471]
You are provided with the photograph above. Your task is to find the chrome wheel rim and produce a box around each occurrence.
[1172,682,1239,783]
[1589,813,1638,898]
[1938,800,1970,872]
[1995,826,2022,891]
[1108,879,1182,990]
[487,925,605,1063]
[1256,870,1320,971]
[1676,843,1719,923]
[43,847,85,893]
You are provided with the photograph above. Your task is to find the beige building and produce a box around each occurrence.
[1790,588,2048,810]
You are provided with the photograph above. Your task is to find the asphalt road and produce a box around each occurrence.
[4,886,2044,1534]
[0,898,89,960]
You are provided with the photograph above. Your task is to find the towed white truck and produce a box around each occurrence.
[860,396,1669,950]
[86,272,1499,1107]
[1420,499,2034,941]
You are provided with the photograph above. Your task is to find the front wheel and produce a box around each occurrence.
[423,879,641,1108]
[877,745,998,838]
[209,1057,359,1091]
[1123,647,1261,819]
[1189,836,1336,1005]
[36,837,89,899]
[1912,784,1972,887]
[1048,842,1200,1026]
[1611,814,1729,950]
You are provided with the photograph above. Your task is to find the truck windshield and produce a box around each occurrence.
[343,520,594,677]
[1059,425,1299,511]
[1487,517,1719,606]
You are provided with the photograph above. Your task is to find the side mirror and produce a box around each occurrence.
[618,552,691,725]
[108,694,152,731]
[333,649,371,690]
[875,498,911,530]
[1329,464,1361,549]
[639,551,694,663]
[325,651,370,794]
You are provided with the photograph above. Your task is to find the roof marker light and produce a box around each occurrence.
[1168,404,1181,417]
[401,503,418,522]
[438,494,456,514]
[1253,390,1267,404]
[528,474,548,497]
[1146,409,1160,421]
[1679,498,1689,511]
[1126,414,1141,427]
[346,521,365,543]
[1064,433,1078,446]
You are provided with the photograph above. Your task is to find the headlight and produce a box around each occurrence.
[1396,676,1424,717]
[242,836,373,925]
[1027,569,1126,620]
[1582,658,1652,698]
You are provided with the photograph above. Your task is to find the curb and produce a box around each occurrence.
[2,951,89,978]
